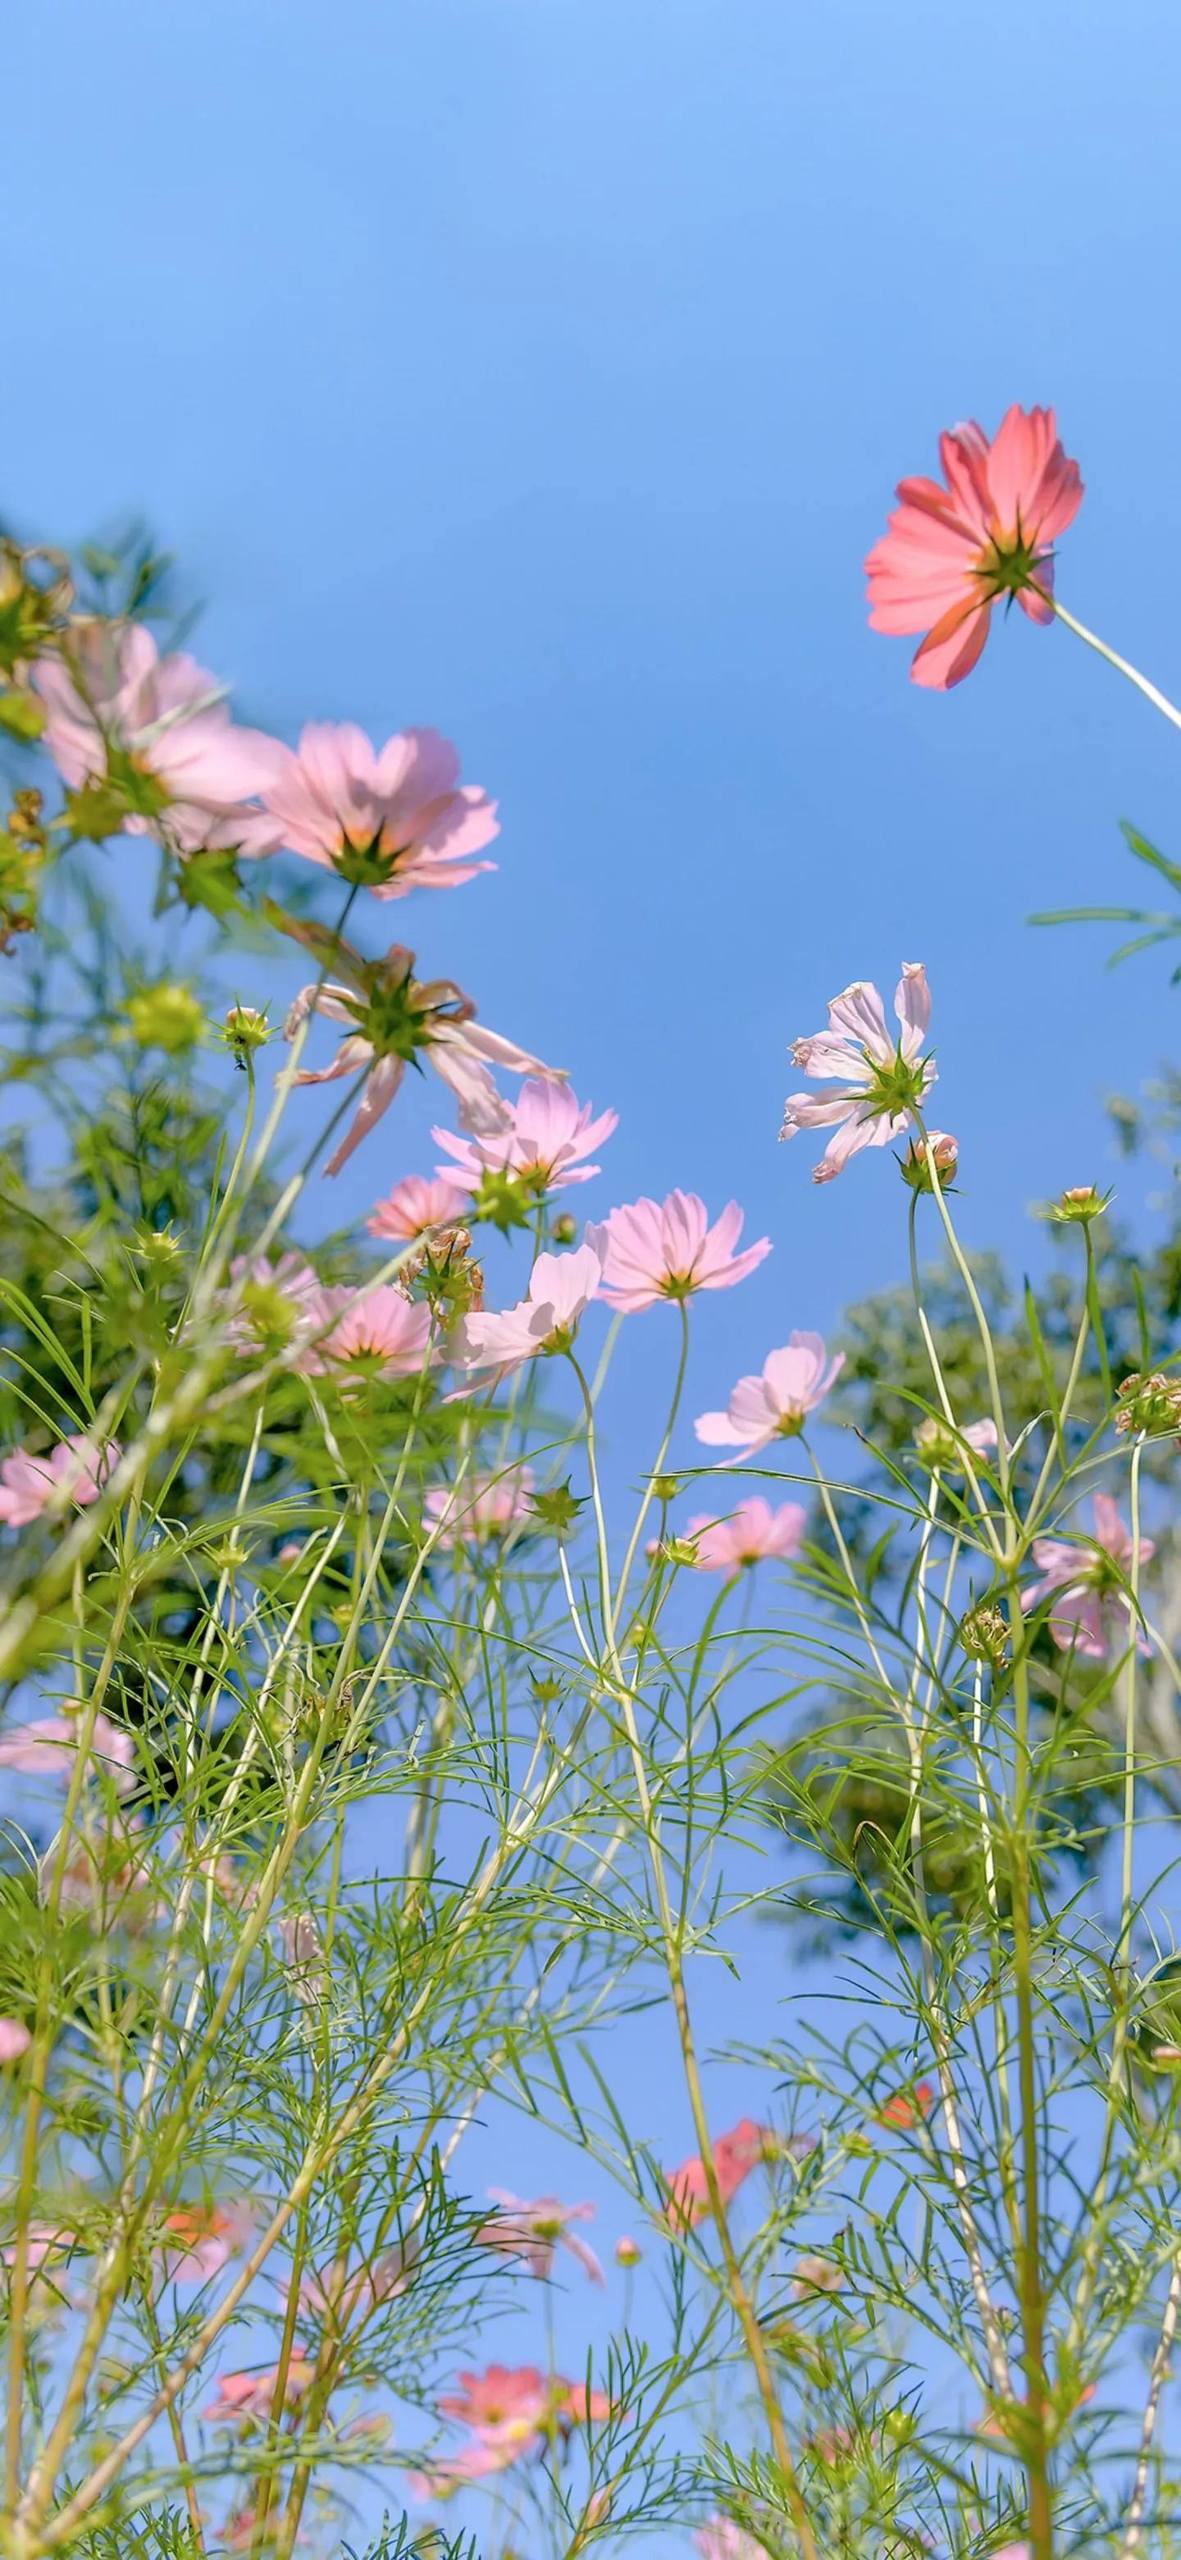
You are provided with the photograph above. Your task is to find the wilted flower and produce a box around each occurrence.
[277,1911,326,2005]
[285,933,555,1177]
[366,1174,468,1241]
[687,1498,806,1575]
[423,1468,534,1547]
[322,1284,433,1379]
[781,965,934,1183]
[476,2191,604,2284]
[961,1603,1010,1665]
[0,2020,30,2063]
[34,622,282,853]
[1115,1371,1181,1438]
[900,1129,958,1192]
[258,723,498,895]
[434,1078,618,1211]
[0,1435,121,1526]
[696,1334,843,1459]
[0,1711,135,1795]
[586,1192,770,1312]
[1022,1491,1155,1660]
[453,1241,603,1381]
[666,2119,771,2230]
[865,404,1083,688]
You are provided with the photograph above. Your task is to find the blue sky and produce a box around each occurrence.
[7,0,1181,2528]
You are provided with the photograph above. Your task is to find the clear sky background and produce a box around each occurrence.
[7,0,1181,2533]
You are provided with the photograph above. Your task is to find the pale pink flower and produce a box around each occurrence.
[366,1173,468,1241]
[0,1712,135,1795]
[866,403,1083,688]
[0,1435,121,1527]
[406,2440,521,2498]
[279,2239,418,2333]
[687,1497,806,1575]
[434,1078,618,1198]
[0,2221,78,2273]
[437,2362,551,2444]
[477,2191,604,2284]
[963,1419,999,1456]
[285,935,555,1177]
[223,1252,327,1355]
[204,2356,316,2424]
[695,1334,843,1459]
[158,2202,253,2284]
[1022,1492,1155,1660]
[0,2020,30,2063]
[694,2523,774,2560]
[34,622,282,854]
[258,723,497,896]
[666,2119,771,2230]
[423,1467,535,1546]
[586,1193,769,1313]
[780,965,935,1183]
[323,1284,433,1378]
[454,1241,603,1380]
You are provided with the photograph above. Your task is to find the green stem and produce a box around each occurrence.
[1051,598,1181,736]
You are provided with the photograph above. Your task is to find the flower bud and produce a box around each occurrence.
[899,1130,958,1193]
[960,1602,1009,1665]
[615,2234,641,2267]
[550,1211,579,1245]
[1047,1184,1110,1225]
[1115,1371,1181,1438]
[223,1004,271,1066]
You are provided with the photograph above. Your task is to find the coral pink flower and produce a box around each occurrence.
[323,1283,433,1377]
[0,1712,135,1794]
[258,723,497,896]
[158,2203,252,2284]
[666,2119,771,2230]
[204,2356,316,2424]
[1022,1491,1155,1660]
[476,2191,604,2284]
[0,2020,30,2063]
[865,404,1083,688]
[557,2380,616,2426]
[586,1193,770,1313]
[695,2523,774,2560]
[695,1334,843,1459]
[367,1174,468,1241]
[0,1435,121,1526]
[780,965,934,1183]
[454,1242,603,1381]
[423,1467,535,1546]
[285,935,555,1177]
[34,622,282,853]
[687,1497,806,1575]
[434,1078,618,1198]
[437,2363,551,2444]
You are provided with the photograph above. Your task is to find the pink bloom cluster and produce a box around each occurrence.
[866,403,1082,689]
[0,1435,121,1526]
[1023,1492,1154,1660]
[781,964,934,1183]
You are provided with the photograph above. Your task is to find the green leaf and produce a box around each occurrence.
[0,688,45,742]
[1120,817,1181,894]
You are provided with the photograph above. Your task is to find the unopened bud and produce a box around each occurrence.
[900,1130,958,1193]
[1115,1371,1181,1438]
[1047,1184,1110,1226]
[550,1211,578,1245]
[223,1003,271,1066]
[615,2234,641,2267]
[961,1602,1009,1665]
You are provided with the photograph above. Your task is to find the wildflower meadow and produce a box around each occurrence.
[3,400,1181,2560]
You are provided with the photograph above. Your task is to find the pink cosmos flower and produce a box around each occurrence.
[665,2119,771,2230]
[454,1241,603,1381]
[323,1284,433,1378]
[687,1498,806,1575]
[406,2440,523,2498]
[204,2356,316,2424]
[157,2202,253,2284]
[0,1435,121,1526]
[434,1078,618,1198]
[695,1334,843,1459]
[865,404,1083,688]
[780,965,935,1183]
[279,2240,418,2334]
[224,1252,327,1355]
[476,2191,604,2284]
[258,723,498,896]
[437,2363,551,2444]
[695,2524,774,2560]
[285,934,555,1177]
[0,2020,30,2063]
[366,1174,468,1242]
[0,1712,135,1795]
[586,1193,770,1313]
[1022,1491,1155,1660]
[34,622,282,854]
[423,1467,535,1546]
[0,2221,78,2274]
